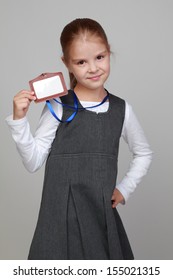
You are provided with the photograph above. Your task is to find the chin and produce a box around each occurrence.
[86,84,104,91]
[87,80,107,90]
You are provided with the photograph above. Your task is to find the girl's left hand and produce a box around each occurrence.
[111,188,125,208]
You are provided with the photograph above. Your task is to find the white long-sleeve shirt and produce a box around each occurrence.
[6,97,153,203]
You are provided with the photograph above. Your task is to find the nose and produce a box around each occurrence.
[88,61,98,73]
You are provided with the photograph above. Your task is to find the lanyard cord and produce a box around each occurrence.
[46,90,109,123]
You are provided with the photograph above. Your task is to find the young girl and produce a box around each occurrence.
[6,18,152,260]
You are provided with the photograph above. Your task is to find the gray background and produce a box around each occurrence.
[1,0,173,259]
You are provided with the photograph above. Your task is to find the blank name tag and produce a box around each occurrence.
[29,72,68,102]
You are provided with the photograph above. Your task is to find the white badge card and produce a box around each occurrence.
[29,72,68,102]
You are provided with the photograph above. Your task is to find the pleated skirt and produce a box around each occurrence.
[28,154,134,260]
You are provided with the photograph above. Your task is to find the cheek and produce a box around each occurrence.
[104,63,110,75]
[102,57,110,71]
[106,60,111,73]
[73,68,85,78]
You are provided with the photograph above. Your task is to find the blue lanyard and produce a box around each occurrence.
[46,90,109,123]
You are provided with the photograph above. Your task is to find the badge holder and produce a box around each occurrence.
[29,72,78,123]
[29,72,68,102]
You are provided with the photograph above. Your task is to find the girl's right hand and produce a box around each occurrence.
[13,90,36,120]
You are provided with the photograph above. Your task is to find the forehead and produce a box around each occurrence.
[69,35,107,57]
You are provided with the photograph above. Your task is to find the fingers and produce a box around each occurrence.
[14,90,36,102]
[13,90,36,120]
[111,199,118,209]
[111,188,124,208]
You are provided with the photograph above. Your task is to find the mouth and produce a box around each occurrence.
[87,74,102,81]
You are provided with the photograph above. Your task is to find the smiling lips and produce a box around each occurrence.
[87,74,102,80]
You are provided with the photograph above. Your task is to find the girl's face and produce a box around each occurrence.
[66,36,110,92]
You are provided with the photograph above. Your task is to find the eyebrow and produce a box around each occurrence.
[71,50,108,62]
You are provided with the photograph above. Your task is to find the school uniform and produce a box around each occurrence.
[28,90,134,260]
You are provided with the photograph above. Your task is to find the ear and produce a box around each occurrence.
[61,56,65,64]
[61,56,69,67]
[61,56,72,73]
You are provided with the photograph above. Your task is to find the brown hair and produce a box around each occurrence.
[60,18,110,89]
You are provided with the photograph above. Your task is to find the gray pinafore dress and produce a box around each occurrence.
[28,90,134,260]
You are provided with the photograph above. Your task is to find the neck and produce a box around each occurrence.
[74,85,106,102]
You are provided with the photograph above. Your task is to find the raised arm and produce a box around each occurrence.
[6,92,62,172]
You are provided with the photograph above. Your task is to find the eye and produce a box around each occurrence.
[97,55,104,60]
[77,60,86,65]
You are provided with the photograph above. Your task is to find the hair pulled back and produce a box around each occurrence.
[60,18,110,89]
